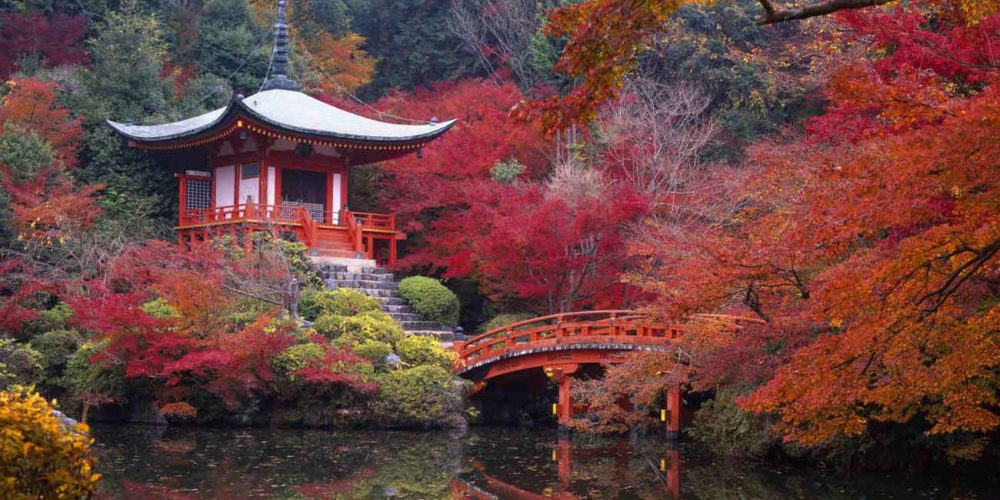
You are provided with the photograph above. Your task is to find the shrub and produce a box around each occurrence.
[478,312,534,333]
[64,341,125,420]
[299,288,381,321]
[397,276,460,326]
[688,389,781,458]
[272,343,326,380]
[0,339,43,389]
[23,302,74,337]
[0,387,101,498]
[319,312,406,347]
[373,366,460,428]
[397,335,454,370]
[29,329,83,382]
[490,157,526,184]
[160,401,198,422]
[140,298,180,319]
[353,339,394,366]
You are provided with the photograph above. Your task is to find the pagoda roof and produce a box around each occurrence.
[108,89,455,146]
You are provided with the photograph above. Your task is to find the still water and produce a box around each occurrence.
[91,424,992,499]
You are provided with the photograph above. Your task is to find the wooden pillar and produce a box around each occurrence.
[550,364,579,432]
[389,236,398,268]
[666,384,683,440]
[326,171,334,224]
[558,375,573,426]
[177,174,187,225]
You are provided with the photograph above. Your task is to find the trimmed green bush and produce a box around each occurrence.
[397,276,460,326]
[373,365,459,428]
[317,312,407,347]
[298,288,381,321]
[478,312,534,333]
[397,335,453,370]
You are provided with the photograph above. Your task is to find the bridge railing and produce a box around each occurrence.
[453,310,676,369]
[453,311,767,372]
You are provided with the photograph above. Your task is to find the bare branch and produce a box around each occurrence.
[756,0,894,25]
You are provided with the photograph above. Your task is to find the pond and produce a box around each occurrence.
[90,424,994,499]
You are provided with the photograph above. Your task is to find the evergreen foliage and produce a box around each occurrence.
[373,365,460,428]
[398,276,460,326]
[299,288,382,322]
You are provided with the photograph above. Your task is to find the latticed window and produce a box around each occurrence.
[186,178,211,211]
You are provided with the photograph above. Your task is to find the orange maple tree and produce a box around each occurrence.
[611,2,1000,456]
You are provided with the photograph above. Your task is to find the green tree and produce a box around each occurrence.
[190,0,269,94]
[350,0,480,95]
[70,1,177,222]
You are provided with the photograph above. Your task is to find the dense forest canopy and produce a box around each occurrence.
[0,0,998,468]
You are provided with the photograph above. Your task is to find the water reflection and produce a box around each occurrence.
[91,424,994,499]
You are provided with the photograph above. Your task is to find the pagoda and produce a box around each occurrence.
[108,0,453,267]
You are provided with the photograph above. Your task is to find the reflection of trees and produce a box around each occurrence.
[91,424,461,499]
[92,425,986,500]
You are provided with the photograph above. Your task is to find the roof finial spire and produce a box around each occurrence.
[262,0,298,91]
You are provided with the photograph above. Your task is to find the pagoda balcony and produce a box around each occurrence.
[176,202,402,267]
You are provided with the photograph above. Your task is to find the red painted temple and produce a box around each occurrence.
[108,0,453,267]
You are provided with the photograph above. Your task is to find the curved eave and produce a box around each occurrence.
[107,99,456,148]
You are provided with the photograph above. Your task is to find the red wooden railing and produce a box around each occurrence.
[296,206,318,247]
[453,311,764,373]
[454,310,673,371]
[343,208,364,256]
[179,203,397,233]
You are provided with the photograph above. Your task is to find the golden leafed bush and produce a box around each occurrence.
[0,387,100,499]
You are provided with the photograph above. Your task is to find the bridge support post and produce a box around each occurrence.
[666,384,683,440]
[548,364,579,434]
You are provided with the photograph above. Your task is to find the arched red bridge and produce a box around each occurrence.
[453,310,758,435]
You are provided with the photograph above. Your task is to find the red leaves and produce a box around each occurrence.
[610,4,1000,451]
[0,78,99,243]
[0,12,88,78]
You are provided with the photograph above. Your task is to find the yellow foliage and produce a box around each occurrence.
[303,32,377,95]
[0,387,100,499]
[950,0,1000,23]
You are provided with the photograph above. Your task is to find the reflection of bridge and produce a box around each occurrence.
[449,440,682,499]
[453,311,756,435]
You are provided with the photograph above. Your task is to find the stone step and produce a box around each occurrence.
[399,320,450,330]
[387,312,423,322]
[356,288,398,298]
[408,330,455,341]
[327,279,398,290]
[327,272,395,283]
[381,304,412,313]
[376,297,407,306]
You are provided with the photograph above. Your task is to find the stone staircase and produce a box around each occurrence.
[318,264,454,340]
